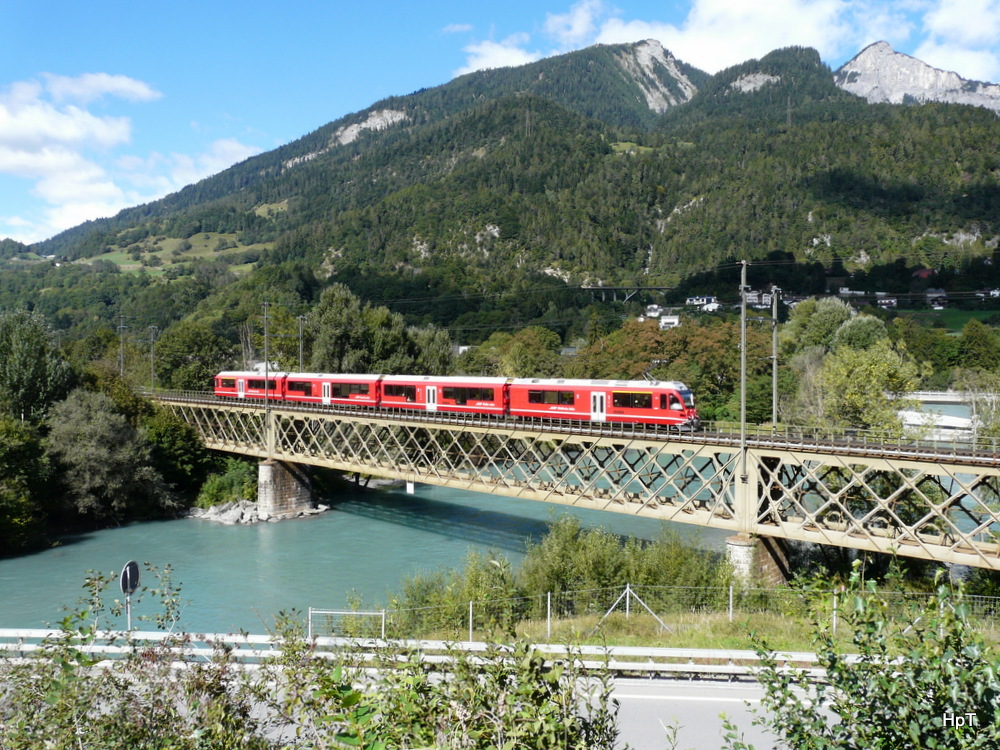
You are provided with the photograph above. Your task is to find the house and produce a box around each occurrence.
[685,295,717,306]
[659,315,681,330]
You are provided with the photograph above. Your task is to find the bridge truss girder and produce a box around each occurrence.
[164,399,1000,570]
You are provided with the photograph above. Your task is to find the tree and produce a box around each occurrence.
[498,326,562,377]
[0,309,74,421]
[734,569,1000,749]
[0,415,48,553]
[44,389,177,522]
[779,296,852,355]
[155,321,233,390]
[308,283,454,375]
[142,406,213,498]
[959,319,1000,372]
[830,313,888,350]
[819,339,919,436]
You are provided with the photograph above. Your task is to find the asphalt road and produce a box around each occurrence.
[614,678,778,750]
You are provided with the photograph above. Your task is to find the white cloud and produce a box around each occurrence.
[455,35,542,75]
[452,0,1000,82]
[442,23,473,34]
[0,74,261,244]
[42,73,162,104]
[917,0,1000,80]
[544,0,607,48]
[914,40,1000,80]
[597,0,855,73]
[167,138,262,188]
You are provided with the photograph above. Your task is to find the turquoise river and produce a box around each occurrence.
[0,483,730,634]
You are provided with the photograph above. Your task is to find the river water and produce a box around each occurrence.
[0,484,729,634]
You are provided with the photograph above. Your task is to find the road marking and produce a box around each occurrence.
[616,694,761,704]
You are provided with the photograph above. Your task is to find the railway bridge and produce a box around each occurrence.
[156,391,1000,577]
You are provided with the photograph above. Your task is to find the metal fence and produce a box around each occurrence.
[308,584,1000,642]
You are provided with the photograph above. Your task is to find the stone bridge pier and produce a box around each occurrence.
[258,459,314,517]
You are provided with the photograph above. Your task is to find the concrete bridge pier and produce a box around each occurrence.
[258,459,314,517]
[727,534,791,586]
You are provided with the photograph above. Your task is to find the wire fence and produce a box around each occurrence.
[308,584,1000,642]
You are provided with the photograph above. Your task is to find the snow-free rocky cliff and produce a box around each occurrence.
[614,39,698,113]
[835,41,1000,114]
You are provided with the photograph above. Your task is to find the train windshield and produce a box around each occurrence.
[679,389,695,408]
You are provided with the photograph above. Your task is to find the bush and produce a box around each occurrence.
[196,457,257,508]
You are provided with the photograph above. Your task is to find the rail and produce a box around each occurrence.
[0,628,826,681]
[147,388,1000,466]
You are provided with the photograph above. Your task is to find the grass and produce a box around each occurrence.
[75,230,273,276]
[897,307,1000,333]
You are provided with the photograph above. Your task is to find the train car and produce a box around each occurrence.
[507,378,698,428]
[282,372,380,407]
[213,371,288,401]
[379,375,508,415]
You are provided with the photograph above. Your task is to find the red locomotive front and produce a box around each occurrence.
[508,378,698,428]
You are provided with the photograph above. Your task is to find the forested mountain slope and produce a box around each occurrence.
[5,40,999,336]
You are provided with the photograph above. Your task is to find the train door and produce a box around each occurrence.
[591,391,606,422]
[237,379,245,399]
[322,382,331,405]
[427,386,438,412]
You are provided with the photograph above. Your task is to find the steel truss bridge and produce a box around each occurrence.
[157,392,1000,571]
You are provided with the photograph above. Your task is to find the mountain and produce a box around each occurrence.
[7,40,1000,344]
[835,41,1000,113]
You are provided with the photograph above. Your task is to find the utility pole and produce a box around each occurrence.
[148,326,158,390]
[739,260,748,485]
[263,301,271,455]
[297,315,305,372]
[771,287,781,426]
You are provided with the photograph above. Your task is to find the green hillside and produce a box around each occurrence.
[3,41,999,343]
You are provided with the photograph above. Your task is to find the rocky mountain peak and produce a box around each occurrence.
[835,41,1000,114]
[614,39,698,113]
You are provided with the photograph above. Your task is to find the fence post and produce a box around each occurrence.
[381,609,386,640]
[308,607,313,640]
[547,592,551,640]
[832,593,838,636]
[625,583,631,620]
[469,600,473,642]
[729,585,734,623]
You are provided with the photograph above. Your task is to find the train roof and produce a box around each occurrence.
[511,378,691,390]
[283,372,378,381]
[381,375,510,385]
[217,370,291,378]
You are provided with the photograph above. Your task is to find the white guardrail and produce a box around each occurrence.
[0,628,828,681]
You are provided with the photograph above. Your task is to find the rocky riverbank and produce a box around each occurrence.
[188,500,330,525]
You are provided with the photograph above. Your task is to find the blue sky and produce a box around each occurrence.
[3,0,999,244]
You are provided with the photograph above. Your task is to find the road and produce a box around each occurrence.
[614,678,777,750]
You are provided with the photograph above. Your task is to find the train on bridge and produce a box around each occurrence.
[214,371,700,429]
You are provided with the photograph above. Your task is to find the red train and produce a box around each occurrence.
[213,371,700,429]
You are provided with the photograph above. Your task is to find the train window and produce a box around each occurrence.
[385,384,417,401]
[444,387,496,403]
[613,392,652,409]
[288,381,313,396]
[220,378,236,388]
[248,379,277,390]
[669,393,682,410]
[660,394,667,410]
[528,390,574,405]
[332,382,370,398]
